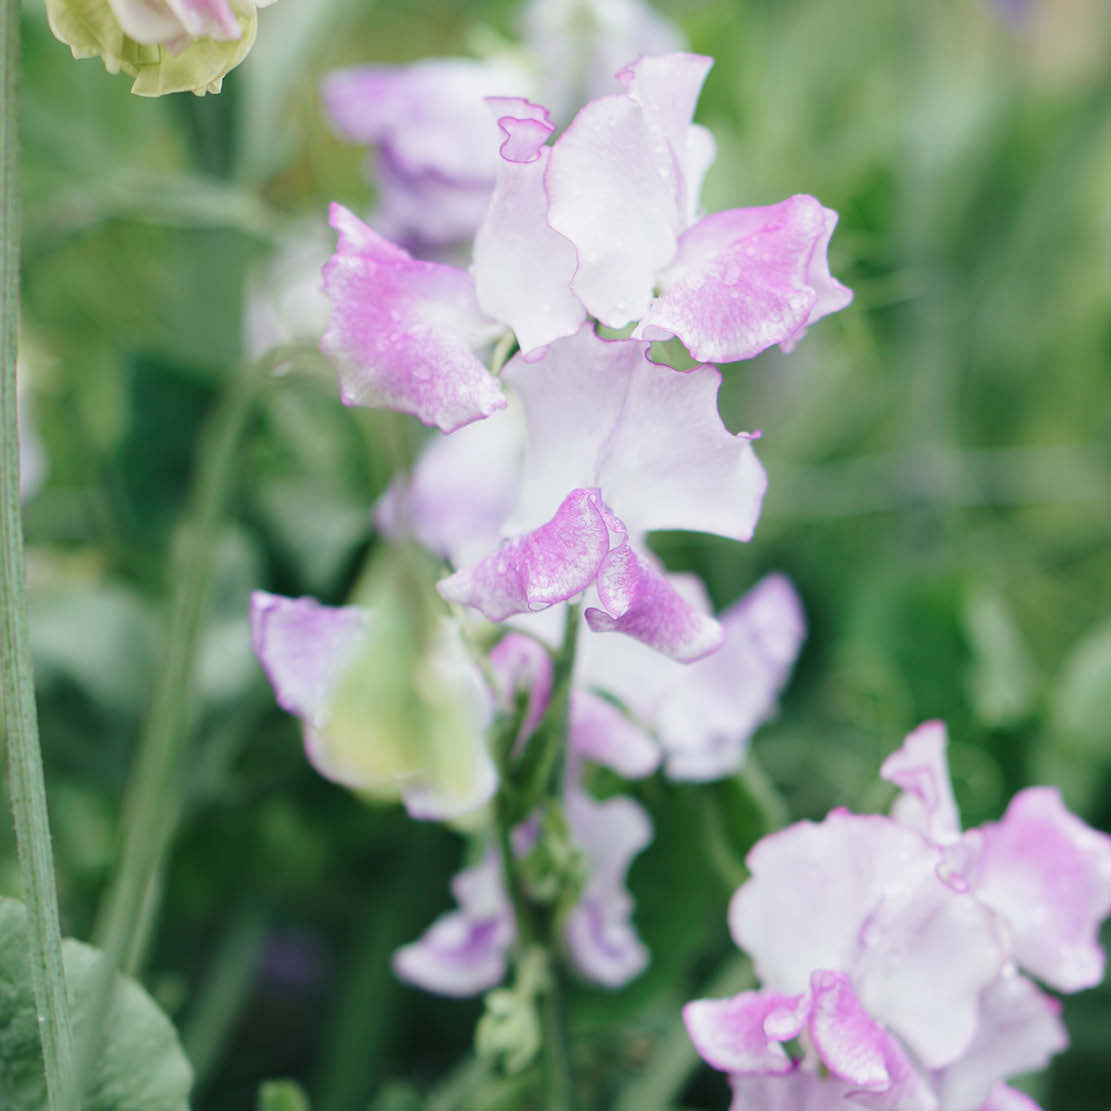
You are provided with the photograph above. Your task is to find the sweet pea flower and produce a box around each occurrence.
[684,723,1110,1109]
[393,632,653,995]
[435,325,767,661]
[248,590,496,821]
[46,0,277,96]
[544,53,853,362]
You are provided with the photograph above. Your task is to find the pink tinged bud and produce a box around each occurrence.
[967,786,1111,992]
[164,0,242,40]
[638,196,854,364]
[488,632,554,743]
[437,487,615,621]
[321,204,505,432]
[881,719,962,843]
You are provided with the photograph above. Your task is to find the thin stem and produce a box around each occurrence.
[539,970,572,1111]
[0,5,76,1109]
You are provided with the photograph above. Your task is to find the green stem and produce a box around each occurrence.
[0,6,76,1109]
[539,967,572,1111]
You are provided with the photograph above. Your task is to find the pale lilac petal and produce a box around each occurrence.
[488,632,554,742]
[640,197,853,363]
[968,786,1111,991]
[473,103,585,354]
[937,974,1066,1111]
[322,58,532,183]
[727,1072,860,1111]
[249,591,369,726]
[881,720,962,844]
[563,789,653,986]
[321,203,505,432]
[569,690,660,778]
[586,543,724,662]
[682,989,807,1075]
[438,488,614,620]
[392,852,515,996]
[978,1083,1043,1111]
[374,402,524,567]
[521,0,685,122]
[503,328,766,542]
[731,811,1006,1068]
[546,55,713,326]
[165,0,241,39]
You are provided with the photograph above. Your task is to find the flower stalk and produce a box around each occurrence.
[0,3,76,1106]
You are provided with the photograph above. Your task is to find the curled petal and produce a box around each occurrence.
[249,591,369,726]
[937,973,1067,1111]
[586,543,724,662]
[682,989,807,1075]
[569,690,660,779]
[640,196,853,363]
[968,786,1111,992]
[563,790,652,987]
[881,720,962,844]
[807,971,890,1090]
[393,852,514,996]
[473,103,586,354]
[321,203,505,432]
[438,488,615,620]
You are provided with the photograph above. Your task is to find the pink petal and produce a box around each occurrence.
[968,786,1111,991]
[438,487,615,620]
[503,327,767,542]
[165,0,241,39]
[107,0,189,43]
[488,632,554,742]
[978,1083,1044,1111]
[249,591,369,726]
[807,971,890,1089]
[640,196,853,363]
[321,203,505,432]
[563,789,653,987]
[881,720,962,844]
[682,988,807,1075]
[472,102,586,354]
[392,852,515,996]
[936,973,1066,1111]
[569,690,660,778]
[585,542,724,662]
[546,54,713,327]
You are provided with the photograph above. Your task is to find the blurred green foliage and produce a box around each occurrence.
[6,0,1109,1108]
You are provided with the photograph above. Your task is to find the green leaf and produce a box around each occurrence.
[0,898,192,1110]
[257,1079,312,1111]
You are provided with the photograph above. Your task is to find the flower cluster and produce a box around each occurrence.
[683,721,1111,1110]
[45,0,277,95]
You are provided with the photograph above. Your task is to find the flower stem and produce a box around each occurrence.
[0,5,76,1108]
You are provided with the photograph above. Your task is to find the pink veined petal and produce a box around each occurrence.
[545,55,714,327]
[374,402,524,569]
[881,719,963,844]
[488,632,554,743]
[249,591,369,726]
[586,542,724,661]
[472,103,586,355]
[321,203,506,432]
[438,487,615,620]
[569,690,660,778]
[392,852,515,996]
[682,988,808,1075]
[967,786,1111,992]
[563,789,652,987]
[936,973,1067,1111]
[164,0,241,39]
[503,327,767,542]
[806,971,890,1090]
[640,196,853,364]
